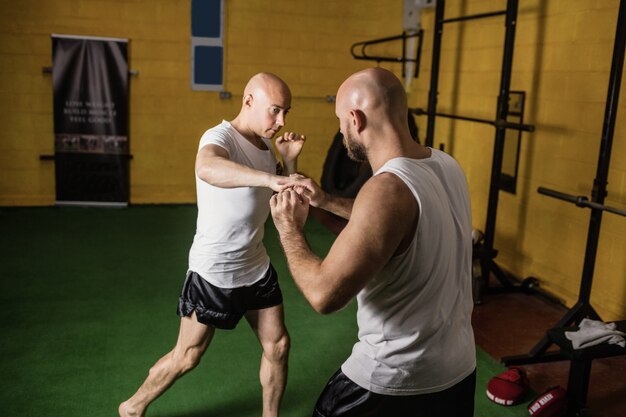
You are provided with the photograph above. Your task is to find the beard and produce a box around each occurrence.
[343,132,368,162]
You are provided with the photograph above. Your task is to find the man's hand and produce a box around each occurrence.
[268,175,290,193]
[286,175,327,208]
[284,174,353,220]
[275,132,306,166]
[270,189,310,234]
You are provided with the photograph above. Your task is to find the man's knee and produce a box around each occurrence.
[159,346,205,376]
[181,349,204,373]
[263,332,290,363]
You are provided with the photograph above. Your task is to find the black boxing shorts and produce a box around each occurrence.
[176,264,283,329]
[312,369,476,417]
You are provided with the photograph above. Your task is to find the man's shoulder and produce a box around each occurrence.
[202,120,232,137]
[356,173,413,207]
[365,170,409,189]
[350,170,418,247]
[200,121,236,147]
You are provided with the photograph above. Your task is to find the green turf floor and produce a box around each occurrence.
[0,205,532,416]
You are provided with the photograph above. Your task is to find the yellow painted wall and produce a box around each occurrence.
[412,0,626,320]
[1,0,625,320]
[0,0,400,205]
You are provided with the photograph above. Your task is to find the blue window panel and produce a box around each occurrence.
[191,0,222,38]
[191,0,223,91]
[194,46,223,86]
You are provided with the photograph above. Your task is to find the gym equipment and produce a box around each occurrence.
[486,367,529,406]
[350,30,424,80]
[320,131,372,199]
[544,321,626,417]
[528,386,567,417]
[412,0,537,302]
[502,1,626,415]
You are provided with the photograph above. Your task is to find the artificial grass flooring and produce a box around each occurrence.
[0,205,531,416]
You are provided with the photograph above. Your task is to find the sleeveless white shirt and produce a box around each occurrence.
[341,149,476,395]
[188,121,278,288]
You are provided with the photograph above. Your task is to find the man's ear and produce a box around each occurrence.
[351,109,366,133]
[243,94,253,108]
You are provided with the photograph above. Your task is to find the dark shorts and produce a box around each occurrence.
[176,264,283,330]
[312,369,476,417]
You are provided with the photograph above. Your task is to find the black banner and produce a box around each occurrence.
[52,35,130,205]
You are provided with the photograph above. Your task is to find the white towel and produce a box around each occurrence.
[564,318,626,349]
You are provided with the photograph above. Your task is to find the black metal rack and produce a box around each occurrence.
[503,4,626,415]
[350,30,424,78]
[503,0,626,369]
[411,107,534,132]
[415,0,536,301]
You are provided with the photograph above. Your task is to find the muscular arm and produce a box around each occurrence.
[271,173,418,314]
[290,176,354,219]
[316,195,354,220]
[195,144,285,191]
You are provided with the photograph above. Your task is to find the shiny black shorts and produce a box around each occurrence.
[312,369,476,417]
[176,264,283,330]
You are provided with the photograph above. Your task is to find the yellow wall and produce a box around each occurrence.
[0,0,399,205]
[0,0,625,319]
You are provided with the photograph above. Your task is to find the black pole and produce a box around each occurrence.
[481,0,518,286]
[426,0,445,148]
[415,29,424,78]
[538,187,626,217]
[578,0,626,305]
[411,108,534,132]
[402,31,407,78]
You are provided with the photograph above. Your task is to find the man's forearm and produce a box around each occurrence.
[283,158,297,176]
[319,195,354,220]
[277,227,331,312]
[197,157,277,189]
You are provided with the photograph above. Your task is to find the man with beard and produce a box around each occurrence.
[270,68,476,417]
[120,72,305,417]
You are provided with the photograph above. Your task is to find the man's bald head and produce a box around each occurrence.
[243,72,291,105]
[336,68,408,126]
[233,72,292,141]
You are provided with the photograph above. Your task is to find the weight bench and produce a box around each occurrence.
[547,320,626,417]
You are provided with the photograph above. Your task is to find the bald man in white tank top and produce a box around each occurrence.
[271,68,476,417]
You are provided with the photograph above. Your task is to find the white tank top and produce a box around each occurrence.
[188,121,278,288]
[341,149,476,395]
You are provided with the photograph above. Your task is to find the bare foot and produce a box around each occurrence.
[118,401,144,417]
